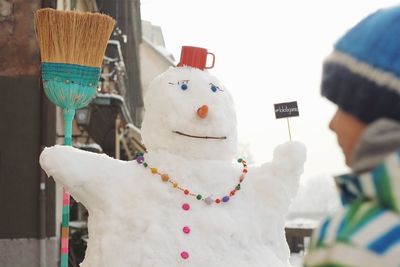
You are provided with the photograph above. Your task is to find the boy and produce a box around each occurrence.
[305,5,400,267]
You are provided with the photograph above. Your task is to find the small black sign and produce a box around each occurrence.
[274,101,299,119]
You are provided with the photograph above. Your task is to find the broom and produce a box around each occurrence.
[35,8,115,267]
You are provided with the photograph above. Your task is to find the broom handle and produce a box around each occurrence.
[61,108,75,267]
[64,108,75,146]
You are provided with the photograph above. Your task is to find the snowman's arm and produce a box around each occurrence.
[39,145,124,207]
[253,141,306,211]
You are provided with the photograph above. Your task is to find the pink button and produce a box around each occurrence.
[183,226,191,234]
[182,203,190,211]
[180,251,189,259]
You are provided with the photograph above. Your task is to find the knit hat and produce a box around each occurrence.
[322,5,400,124]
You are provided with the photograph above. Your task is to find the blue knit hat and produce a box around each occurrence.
[322,5,400,124]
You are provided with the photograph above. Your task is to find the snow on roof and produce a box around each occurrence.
[125,123,141,133]
[285,218,319,229]
[96,93,125,103]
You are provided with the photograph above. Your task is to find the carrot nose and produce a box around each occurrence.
[197,105,209,119]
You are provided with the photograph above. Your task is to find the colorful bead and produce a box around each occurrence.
[151,168,158,174]
[143,163,148,168]
[136,156,144,164]
[230,190,235,196]
[215,199,221,204]
[243,169,248,173]
[222,196,230,202]
[184,189,189,195]
[182,203,190,211]
[180,251,189,259]
[173,182,178,188]
[236,184,241,190]
[238,158,243,163]
[161,174,169,182]
[239,174,245,182]
[205,196,213,205]
[196,194,202,200]
[183,226,191,234]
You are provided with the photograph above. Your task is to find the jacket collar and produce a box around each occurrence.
[335,151,400,213]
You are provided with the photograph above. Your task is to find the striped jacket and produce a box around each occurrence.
[304,151,400,267]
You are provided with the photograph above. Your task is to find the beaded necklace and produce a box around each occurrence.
[134,152,247,205]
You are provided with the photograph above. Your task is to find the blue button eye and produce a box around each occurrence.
[211,84,217,92]
[181,84,188,90]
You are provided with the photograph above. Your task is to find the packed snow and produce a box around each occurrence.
[40,66,306,267]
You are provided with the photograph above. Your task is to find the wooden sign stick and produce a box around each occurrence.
[287,118,292,141]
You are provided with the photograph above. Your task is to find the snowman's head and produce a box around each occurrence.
[141,67,238,160]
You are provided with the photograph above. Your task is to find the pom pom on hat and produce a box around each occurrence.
[321,5,400,124]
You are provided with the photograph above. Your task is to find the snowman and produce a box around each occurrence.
[40,46,306,267]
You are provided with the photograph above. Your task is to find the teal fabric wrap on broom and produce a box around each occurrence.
[42,62,100,109]
[42,62,100,145]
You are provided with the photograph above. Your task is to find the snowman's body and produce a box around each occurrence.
[40,67,306,267]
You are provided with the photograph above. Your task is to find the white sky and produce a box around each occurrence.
[141,0,399,180]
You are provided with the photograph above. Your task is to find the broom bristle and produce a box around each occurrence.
[35,8,116,67]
